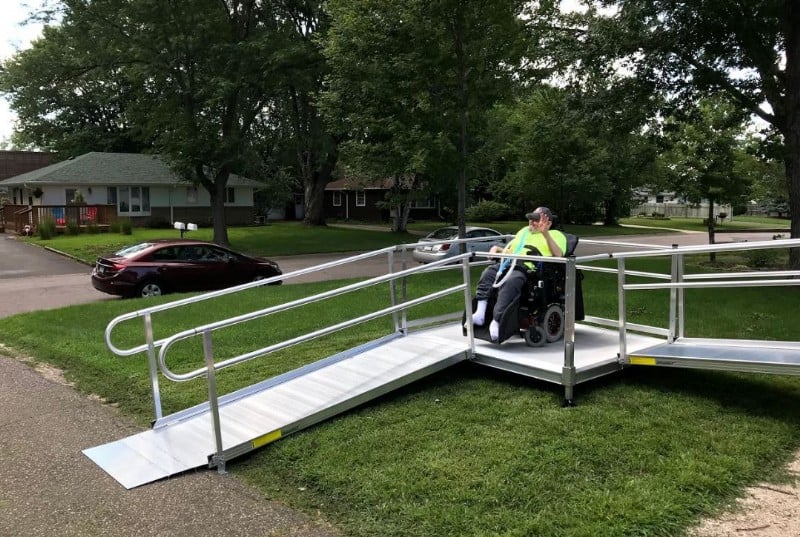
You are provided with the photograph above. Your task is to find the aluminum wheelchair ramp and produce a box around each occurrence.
[84,329,469,489]
[628,338,800,375]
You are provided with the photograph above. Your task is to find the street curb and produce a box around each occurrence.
[43,245,93,267]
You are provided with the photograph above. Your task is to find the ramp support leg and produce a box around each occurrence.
[203,329,226,474]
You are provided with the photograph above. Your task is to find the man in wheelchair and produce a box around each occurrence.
[466,207,567,343]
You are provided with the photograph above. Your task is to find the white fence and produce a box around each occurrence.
[632,203,732,219]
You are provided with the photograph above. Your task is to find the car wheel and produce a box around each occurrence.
[136,280,164,298]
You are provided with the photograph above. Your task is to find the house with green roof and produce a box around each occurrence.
[0,152,262,229]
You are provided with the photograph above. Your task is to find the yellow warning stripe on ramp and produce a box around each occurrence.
[252,429,282,449]
[629,356,657,366]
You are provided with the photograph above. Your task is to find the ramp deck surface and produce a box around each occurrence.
[84,329,469,489]
[629,339,800,375]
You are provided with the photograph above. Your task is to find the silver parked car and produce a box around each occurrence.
[412,226,506,263]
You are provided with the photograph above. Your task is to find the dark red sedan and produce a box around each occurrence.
[91,239,282,298]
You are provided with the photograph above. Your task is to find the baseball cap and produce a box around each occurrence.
[525,207,553,222]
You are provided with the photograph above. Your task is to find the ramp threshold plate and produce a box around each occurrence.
[84,330,469,489]
[630,340,800,375]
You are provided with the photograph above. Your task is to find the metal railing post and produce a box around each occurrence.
[388,249,399,333]
[400,248,409,333]
[669,244,678,343]
[203,329,226,474]
[617,258,627,363]
[143,313,163,421]
[562,255,577,406]
[677,252,685,339]
[462,256,475,355]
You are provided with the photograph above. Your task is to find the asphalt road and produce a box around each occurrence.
[0,229,782,319]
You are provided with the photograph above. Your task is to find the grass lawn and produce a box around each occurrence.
[618,215,790,233]
[18,216,742,265]
[2,249,800,536]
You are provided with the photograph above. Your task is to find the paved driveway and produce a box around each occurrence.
[0,233,114,318]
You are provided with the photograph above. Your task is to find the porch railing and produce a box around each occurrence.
[0,204,117,234]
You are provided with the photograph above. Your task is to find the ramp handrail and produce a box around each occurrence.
[571,238,800,361]
[156,258,468,382]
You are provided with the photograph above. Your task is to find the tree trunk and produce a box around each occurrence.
[707,197,716,263]
[303,179,327,226]
[211,186,230,247]
[786,0,800,269]
[302,143,338,226]
[199,166,230,247]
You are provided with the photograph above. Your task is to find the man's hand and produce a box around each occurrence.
[488,244,505,261]
[532,214,552,232]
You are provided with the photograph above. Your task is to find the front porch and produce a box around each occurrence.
[1,204,117,235]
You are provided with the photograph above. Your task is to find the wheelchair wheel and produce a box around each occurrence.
[524,326,546,347]
[543,304,564,343]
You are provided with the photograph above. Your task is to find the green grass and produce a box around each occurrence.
[23,222,423,264]
[619,215,790,233]
[2,253,800,537]
[22,215,790,265]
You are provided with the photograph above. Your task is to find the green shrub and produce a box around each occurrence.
[466,200,511,222]
[85,222,100,234]
[744,248,780,268]
[38,218,56,239]
[119,218,133,235]
[65,221,81,235]
[147,217,172,229]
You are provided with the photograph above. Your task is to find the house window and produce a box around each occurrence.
[118,186,150,216]
[65,189,77,204]
[187,186,198,204]
[225,187,235,203]
[332,191,342,207]
[107,187,117,205]
[411,197,434,208]
[355,190,366,207]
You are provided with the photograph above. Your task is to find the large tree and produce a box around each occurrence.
[322,0,529,234]
[660,97,751,260]
[0,24,147,155]
[2,0,300,246]
[490,84,658,224]
[587,0,800,267]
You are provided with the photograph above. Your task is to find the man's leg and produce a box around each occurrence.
[489,270,526,341]
[472,264,499,325]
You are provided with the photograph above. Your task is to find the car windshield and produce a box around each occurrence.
[428,228,458,240]
[114,243,153,258]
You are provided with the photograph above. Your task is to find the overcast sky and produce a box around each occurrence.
[0,1,48,145]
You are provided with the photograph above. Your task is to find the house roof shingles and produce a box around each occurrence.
[0,152,261,188]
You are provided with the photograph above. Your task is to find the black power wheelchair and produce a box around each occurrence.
[464,233,584,347]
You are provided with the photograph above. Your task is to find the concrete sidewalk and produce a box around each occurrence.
[0,354,339,537]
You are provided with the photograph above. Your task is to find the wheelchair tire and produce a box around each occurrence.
[524,326,546,347]
[543,304,565,343]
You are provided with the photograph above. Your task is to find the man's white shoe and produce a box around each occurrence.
[489,320,500,342]
[472,299,488,326]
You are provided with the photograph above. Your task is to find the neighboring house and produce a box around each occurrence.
[0,152,262,227]
[325,177,441,221]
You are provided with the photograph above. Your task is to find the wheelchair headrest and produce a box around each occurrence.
[526,246,542,256]
[565,233,579,256]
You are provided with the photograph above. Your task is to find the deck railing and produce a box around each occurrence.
[0,204,117,234]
